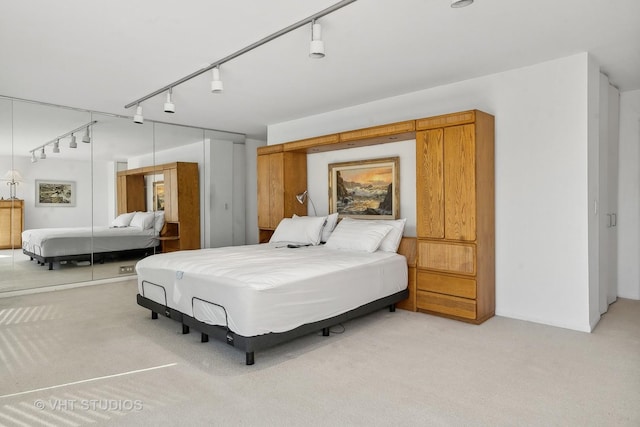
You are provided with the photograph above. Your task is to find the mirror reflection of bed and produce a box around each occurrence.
[0,96,243,294]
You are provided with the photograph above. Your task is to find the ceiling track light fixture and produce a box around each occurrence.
[29,120,97,160]
[211,66,223,93]
[450,0,473,8]
[309,20,325,58]
[82,126,91,143]
[164,88,175,113]
[124,0,357,120]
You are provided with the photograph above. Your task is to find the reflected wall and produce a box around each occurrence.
[0,96,246,293]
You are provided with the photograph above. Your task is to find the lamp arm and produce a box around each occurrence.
[307,195,317,216]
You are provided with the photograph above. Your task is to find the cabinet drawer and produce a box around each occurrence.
[417,241,475,275]
[417,290,476,320]
[416,272,476,299]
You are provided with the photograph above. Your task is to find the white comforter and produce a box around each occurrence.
[136,243,408,336]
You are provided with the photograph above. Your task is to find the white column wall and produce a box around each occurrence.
[268,53,593,331]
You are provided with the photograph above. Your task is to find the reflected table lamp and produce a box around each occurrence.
[3,169,23,200]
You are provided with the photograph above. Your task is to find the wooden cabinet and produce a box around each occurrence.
[257,148,307,242]
[0,199,24,249]
[415,110,495,323]
[117,162,200,252]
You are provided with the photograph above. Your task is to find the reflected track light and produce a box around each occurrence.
[53,140,60,153]
[82,127,91,143]
[31,152,38,163]
[69,133,77,148]
[309,20,325,58]
[40,147,46,159]
[211,67,223,93]
[134,105,144,124]
[164,89,175,113]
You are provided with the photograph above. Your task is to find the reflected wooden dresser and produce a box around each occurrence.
[0,199,24,249]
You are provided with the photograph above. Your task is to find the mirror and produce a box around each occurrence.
[0,96,246,293]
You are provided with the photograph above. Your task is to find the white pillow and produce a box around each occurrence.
[340,217,407,252]
[269,216,327,246]
[111,212,136,227]
[130,211,155,230]
[293,212,339,242]
[324,219,393,253]
[153,211,165,233]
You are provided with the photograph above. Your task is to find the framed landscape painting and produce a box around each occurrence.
[328,157,399,219]
[35,180,76,207]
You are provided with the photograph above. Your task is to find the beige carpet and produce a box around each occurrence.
[0,280,638,426]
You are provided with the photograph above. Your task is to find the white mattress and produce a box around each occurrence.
[22,226,158,257]
[136,243,408,337]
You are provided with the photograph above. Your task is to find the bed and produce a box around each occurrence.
[135,216,410,365]
[22,211,163,270]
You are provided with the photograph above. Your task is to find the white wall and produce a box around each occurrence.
[0,155,109,230]
[618,90,640,299]
[269,53,597,332]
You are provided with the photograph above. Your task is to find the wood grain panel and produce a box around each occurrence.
[417,290,476,320]
[444,124,476,241]
[340,120,415,142]
[257,155,271,229]
[0,200,23,248]
[416,129,444,239]
[397,237,417,267]
[415,110,475,130]
[283,134,340,152]
[269,153,284,228]
[396,266,416,312]
[416,271,476,299]
[417,240,476,275]
[257,144,284,155]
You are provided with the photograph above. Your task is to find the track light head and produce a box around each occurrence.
[31,151,38,163]
[40,147,47,159]
[82,127,91,143]
[133,105,144,124]
[53,140,60,153]
[450,0,473,7]
[309,21,325,58]
[164,90,175,113]
[69,134,77,149]
[211,67,224,93]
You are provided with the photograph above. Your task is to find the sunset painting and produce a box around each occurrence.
[329,157,399,219]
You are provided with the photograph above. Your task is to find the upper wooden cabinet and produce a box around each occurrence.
[0,199,24,249]
[257,150,307,240]
[415,110,495,323]
[117,162,200,252]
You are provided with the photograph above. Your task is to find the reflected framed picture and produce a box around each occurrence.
[35,180,76,207]
[328,157,399,219]
[153,181,165,211]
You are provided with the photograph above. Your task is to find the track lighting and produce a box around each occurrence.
[309,20,325,59]
[133,105,144,124]
[31,152,38,163]
[211,67,223,93]
[450,0,473,7]
[124,0,357,112]
[53,140,60,153]
[69,133,77,148]
[82,127,91,143]
[164,89,175,113]
[40,147,47,159]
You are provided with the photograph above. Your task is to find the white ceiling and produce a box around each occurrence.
[1,0,639,140]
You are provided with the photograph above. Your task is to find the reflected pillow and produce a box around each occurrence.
[324,219,393,253]
[153,211,165,233]
[269,216,327,246]
[111,212,136,228]
[130,211,155,230]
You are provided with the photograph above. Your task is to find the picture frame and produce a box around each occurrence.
[35,180,76,207]
[328,157,399,219]
[153,181,165,211]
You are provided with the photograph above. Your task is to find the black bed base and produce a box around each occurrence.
[137,288,409,366]
[23,247,158,270]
